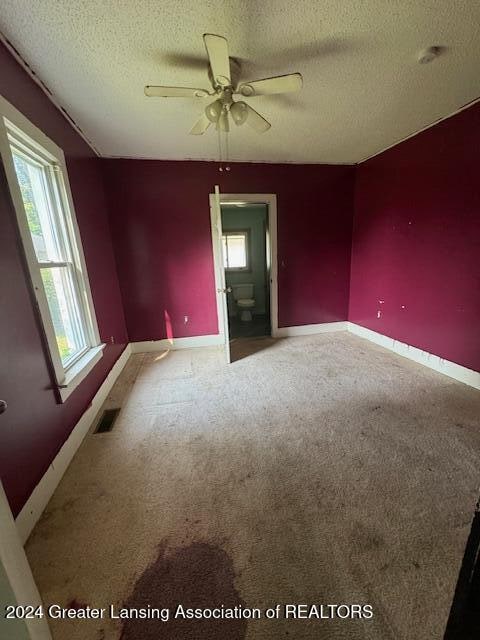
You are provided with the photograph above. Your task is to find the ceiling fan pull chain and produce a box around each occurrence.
[217,127,223,163]
[217,129,229,166]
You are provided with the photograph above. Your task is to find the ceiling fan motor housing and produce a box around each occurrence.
[208,57,242,91]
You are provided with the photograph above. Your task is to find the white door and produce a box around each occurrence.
[209,186,231,363]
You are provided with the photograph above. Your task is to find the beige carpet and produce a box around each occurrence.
[25,333,480,640]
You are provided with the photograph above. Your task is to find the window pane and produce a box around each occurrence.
[226,235,247,268]
[41,267,87,365]
[12,151,65,262]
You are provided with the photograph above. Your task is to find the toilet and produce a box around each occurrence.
[231,284,255,322]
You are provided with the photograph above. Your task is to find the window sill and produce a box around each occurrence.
[58,344,106,403]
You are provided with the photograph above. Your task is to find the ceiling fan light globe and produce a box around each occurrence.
[205,99,223,123]
[230,101,249,125]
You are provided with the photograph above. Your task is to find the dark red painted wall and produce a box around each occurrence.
[350,103,480,372]
[0,43,128,516]
[102,160,355,341]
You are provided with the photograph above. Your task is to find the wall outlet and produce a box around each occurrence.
[184,316,189,324]
[110,336,115,344]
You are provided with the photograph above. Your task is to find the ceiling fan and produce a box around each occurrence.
[144,34,303,135]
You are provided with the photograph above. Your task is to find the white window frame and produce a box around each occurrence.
[0,95,104,402]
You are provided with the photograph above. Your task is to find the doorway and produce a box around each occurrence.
[209,192,278,361]
[221,203,270,339]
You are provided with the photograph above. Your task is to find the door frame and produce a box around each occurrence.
[0,481,52,639]
[209,193,278,341]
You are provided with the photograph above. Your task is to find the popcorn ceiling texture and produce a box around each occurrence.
[25,334,480,640]
[1,1,480,163]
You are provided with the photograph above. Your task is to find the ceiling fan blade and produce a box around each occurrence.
[244,103,271,133]
[237,73,303,97]
[203,34,231,87]
[144,85,209,98]
[189,113,212,135]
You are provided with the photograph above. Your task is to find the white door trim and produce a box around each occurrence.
[209,193,278,339]
[211,186,231,362]
[209,192,228,346]
[0,483,52,639]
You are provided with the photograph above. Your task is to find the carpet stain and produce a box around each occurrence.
[67,598,89,610]
[120,541,247,640]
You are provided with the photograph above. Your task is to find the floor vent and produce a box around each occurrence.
[94,408,120,433]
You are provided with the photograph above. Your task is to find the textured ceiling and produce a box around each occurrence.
[1,0,480,163]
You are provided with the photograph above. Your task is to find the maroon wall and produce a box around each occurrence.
[350,103,480,372]
[0,43,128,516]
[102,160,355,341]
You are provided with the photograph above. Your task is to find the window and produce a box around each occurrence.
[222,231,250,271]
[0,98,104,402]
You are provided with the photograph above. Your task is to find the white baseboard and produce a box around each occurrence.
[274,321,348,338]
[347,322,480,390]
[15,345,132,544]
[131,334,224,353]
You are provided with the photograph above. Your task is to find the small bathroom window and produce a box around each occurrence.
[222,230,250,271]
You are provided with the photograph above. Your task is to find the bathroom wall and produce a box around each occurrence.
[222,204,268,316]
